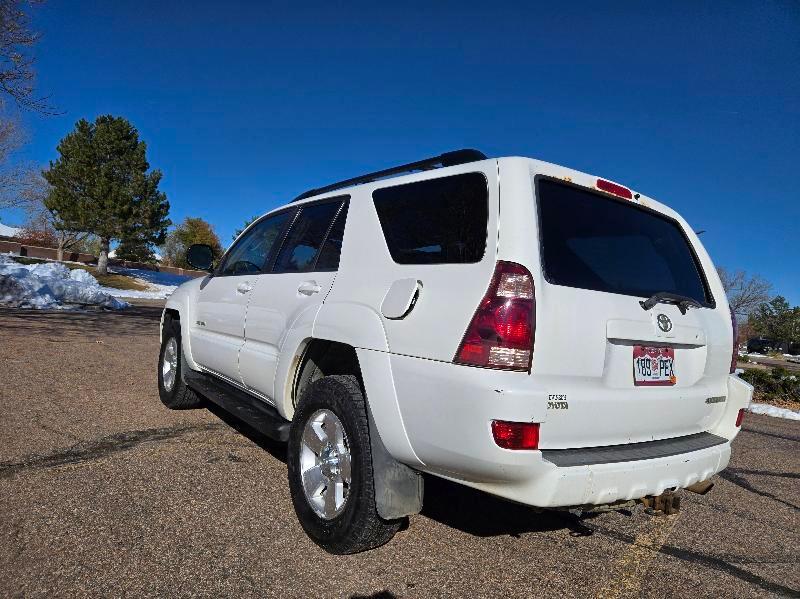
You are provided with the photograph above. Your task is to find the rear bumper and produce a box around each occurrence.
[389,353,752,508]
[457,439,731,507]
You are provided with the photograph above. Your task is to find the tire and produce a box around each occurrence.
[287,374,402,554]
[157,319,202,410]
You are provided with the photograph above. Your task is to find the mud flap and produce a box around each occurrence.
[366,402,424,520]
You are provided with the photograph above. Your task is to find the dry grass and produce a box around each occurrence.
[9,257,150,291]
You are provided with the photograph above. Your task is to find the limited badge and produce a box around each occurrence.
[547,394,568,410]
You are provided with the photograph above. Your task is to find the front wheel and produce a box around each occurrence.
[287,375,402,554]
[157,319,202,409]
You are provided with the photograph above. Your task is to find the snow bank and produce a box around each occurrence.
[0,255,127,310]
[749,403,800,421]
[70,268,100,286]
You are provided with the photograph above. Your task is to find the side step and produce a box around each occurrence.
[184,369,290,442]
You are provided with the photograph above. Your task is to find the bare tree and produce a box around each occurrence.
[0,113,35,208]
[717,267,772,318]
[21,170,89,260]
[0,1,54,210]
[0,0,54,114]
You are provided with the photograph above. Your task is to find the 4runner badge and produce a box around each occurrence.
[657,314,673,332]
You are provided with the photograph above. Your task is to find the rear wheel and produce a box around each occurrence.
[158,319,202,409]
[287,374,402,554]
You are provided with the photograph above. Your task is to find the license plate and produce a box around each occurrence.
[633,346,676,386]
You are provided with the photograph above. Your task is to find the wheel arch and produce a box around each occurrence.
[281,335,422,469]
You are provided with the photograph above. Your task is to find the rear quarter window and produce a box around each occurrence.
[536,177,713,306]
[372,172,488,265]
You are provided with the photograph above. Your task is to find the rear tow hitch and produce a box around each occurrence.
[640,490,681,516]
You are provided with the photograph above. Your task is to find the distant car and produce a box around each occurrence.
[156,149,753,553]
[747,338,776,354]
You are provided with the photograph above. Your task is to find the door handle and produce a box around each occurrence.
[236,282,253,294]
[298,281,322,296]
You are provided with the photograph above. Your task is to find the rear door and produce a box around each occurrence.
[239,198,347,399]
[530,176,731,448]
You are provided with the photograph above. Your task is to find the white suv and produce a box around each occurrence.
[157,150,752,554]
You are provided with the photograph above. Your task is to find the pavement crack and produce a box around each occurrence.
[0,422,225,479]
[589,523,800,597]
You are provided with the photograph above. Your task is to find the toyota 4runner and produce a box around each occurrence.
[157,149,753,554]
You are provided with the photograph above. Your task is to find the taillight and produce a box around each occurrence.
[735,408,745,427]
[454,261,535,371]
[729,308,738,374]
[596,178,633,199]
[491,420,540,450]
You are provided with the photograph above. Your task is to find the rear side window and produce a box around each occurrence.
[537,178,712,305]
[373,172,488,264]
[273,200,342,273]
[315,202,348,271]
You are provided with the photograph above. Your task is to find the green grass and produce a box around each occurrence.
[9,256,149,291]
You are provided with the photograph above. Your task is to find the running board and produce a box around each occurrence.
[184,370,290,442]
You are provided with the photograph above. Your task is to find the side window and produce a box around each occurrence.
[273,201,341,273]
[372,172,488,264]
[220,211,292,276]
[315,202,348,271]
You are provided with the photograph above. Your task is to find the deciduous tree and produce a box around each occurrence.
[20,171,89,260]
[162,217,222,268]
[716,267,772,318]
[0,0,54,114]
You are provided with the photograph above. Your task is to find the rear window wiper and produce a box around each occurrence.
[639,292,703,315]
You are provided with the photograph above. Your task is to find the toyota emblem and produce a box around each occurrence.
[657,314,673,332]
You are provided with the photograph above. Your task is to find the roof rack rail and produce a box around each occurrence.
[291,148,488,202]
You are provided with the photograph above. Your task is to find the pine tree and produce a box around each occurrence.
[41,115,170,274]
[114,236,157,263]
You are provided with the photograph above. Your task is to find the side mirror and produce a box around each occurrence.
[186,243,214,272]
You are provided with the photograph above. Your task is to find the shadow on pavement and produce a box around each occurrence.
[203,397,595,540]
[420,474,597,537]
[204,400,288,465]
[0,304,163,337]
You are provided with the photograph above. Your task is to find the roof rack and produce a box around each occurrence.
[291,148,488,202]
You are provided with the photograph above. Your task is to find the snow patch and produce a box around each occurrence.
[749,403,800,421]
[0,223,22,237]
[0,254,127,310]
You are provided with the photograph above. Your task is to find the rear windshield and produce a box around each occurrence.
[537,178,712,305]
[372,172,488,264]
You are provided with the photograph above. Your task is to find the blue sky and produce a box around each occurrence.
[3,1,799,302]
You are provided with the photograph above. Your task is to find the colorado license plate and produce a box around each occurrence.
[633,346,676,386]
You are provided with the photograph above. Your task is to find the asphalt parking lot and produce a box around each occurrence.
[1,304,798,598]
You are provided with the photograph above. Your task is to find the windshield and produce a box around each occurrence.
[536,178,712,306]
